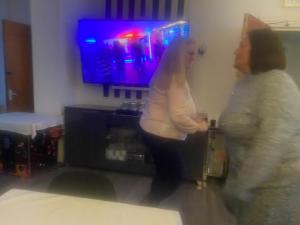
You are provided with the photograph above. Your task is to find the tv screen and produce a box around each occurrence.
[78,20,189,87]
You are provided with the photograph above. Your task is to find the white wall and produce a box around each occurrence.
[30,0,76,115]
[30,0,129,115]
[30,0,300,117]
[187,0,300,120]
[7,0,31,24]
[59,0,127,107]
[279,31,300,88]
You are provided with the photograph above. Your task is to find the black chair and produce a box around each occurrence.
[47,171,116,201]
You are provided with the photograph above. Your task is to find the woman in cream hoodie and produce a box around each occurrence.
[140,37,208,204]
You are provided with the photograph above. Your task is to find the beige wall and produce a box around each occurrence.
[279,32,300,88]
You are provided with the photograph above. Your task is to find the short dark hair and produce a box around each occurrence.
[249,29,286,75]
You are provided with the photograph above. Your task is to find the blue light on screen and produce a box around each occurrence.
[84,38,97,44]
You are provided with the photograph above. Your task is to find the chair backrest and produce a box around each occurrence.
[47,171,116,201]
[0,105,6,113]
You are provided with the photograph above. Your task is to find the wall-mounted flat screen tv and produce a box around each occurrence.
[78,20,189,87]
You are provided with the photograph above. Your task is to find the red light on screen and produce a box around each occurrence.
[119,30,144,39]
[125,33,134,38]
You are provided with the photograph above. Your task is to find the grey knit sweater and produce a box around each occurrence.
[219,70,300,225]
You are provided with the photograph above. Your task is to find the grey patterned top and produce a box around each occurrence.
[219,69,300,201]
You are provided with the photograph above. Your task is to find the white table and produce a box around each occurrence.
[0,113,63,176]
[0,112,63,138]
[0,189,183,225]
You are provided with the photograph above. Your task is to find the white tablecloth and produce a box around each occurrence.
[0,113,63,138]
[0,189,182,225]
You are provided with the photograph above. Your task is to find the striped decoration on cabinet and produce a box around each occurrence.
[105,0,186,20]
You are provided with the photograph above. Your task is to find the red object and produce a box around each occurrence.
[14,164,30,179]
[119,30,144,39]
[49,126,62,140]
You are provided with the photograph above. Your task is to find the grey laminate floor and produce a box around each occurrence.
[0,166,235,225]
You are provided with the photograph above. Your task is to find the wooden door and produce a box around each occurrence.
[3,20,34,112]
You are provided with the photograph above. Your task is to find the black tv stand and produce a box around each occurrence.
[115,109,141,116]
[64,105,207,181]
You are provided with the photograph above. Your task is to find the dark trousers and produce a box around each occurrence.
[142,129,184,204]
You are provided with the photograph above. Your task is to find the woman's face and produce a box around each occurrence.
[234,37,251,74]
[185,41,197,67]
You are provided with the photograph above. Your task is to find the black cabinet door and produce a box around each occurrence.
[65,108,110,168]
[64,106,206,180]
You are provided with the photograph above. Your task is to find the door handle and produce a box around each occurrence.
[8,89,17,101]
[5,71,13,75]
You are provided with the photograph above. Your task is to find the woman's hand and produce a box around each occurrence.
[197,120,208,132]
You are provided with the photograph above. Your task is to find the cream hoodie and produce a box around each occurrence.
[140,77,198,140]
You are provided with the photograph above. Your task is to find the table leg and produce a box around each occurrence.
[26,136,31,176]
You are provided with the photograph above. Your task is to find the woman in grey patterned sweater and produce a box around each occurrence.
[219,29,300,225]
